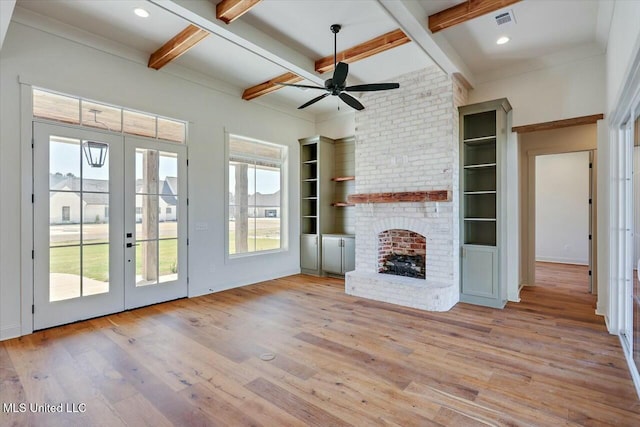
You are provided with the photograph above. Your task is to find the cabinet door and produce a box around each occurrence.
[322,236,343,274]
[301,235,318,271]
[342,237,355,273]
[461,245,498,298]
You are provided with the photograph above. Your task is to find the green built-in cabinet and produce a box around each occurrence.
[459,99,511,308]
[299,135,355,276]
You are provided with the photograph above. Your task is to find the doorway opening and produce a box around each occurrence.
[534,151,592,292]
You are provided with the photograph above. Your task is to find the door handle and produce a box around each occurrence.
[126,243,139,248]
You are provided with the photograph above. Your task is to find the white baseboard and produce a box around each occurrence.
[0,324,21,341]
[189,267,301,298]
[535,257,588,266]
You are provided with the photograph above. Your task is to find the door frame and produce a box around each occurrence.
[525,147,597,291]
[19,84,189,335]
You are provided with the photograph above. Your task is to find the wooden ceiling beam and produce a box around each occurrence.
[148,24,209,70]
[428,0,522,34]
[242,28,410,101]
[315,29,410,74]
[216,0,262,24]
[242,72,303,101]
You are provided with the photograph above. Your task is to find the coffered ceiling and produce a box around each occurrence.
[11,0,610,116]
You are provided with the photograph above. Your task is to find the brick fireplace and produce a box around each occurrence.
[344,65,468,312]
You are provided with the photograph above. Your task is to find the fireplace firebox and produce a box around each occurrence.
[378,229,426,279]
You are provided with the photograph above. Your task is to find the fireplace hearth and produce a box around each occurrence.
[380,254,425,279]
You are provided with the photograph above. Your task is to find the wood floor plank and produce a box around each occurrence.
[245,377,352,427]
[1,262,638,426]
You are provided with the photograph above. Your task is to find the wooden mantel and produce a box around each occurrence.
[347,190,451,204]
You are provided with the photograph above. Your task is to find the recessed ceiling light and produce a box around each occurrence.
[134,8,149,18]
[496,36,510,45]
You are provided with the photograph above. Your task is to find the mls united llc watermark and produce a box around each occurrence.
[3,402,87,413]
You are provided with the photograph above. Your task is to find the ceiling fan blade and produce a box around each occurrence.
[333,62,349,87]
[345,83,400,92]
[298,93,330,109]
[276,82,326,90]
[339,92,364,111]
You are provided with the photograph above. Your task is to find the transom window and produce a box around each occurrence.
[32,88,186,143]
[228,135,285,256]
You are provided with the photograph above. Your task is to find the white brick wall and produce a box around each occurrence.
[345,66,469,312]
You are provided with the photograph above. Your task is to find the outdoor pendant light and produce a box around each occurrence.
[83,141,108,168]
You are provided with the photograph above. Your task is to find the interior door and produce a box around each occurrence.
[124,136,188,309]
[33,123,124,330]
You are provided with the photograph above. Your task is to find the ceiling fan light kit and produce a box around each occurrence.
[277,24,400,111]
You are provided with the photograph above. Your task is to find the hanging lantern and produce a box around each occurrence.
[82,141,109,168]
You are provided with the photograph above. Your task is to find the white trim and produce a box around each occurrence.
[20,83,34,337]
[0,324,21,341]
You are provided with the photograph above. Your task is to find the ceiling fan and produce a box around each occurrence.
[277,24,400,111]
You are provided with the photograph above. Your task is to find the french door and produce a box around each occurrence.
[33,123,187,330]
[123,136,187,309]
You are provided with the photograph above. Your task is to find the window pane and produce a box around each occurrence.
[136,194,158,240]
[83,194,109,244]
[136,149,159,194]
[33,89,80,125]
[228,136,285,256]
[124,110,156,138]
[82,139,110,192]
[159,239,178,283]
[136,240,158,287]
[160,200,177,239]
[82,244,109,296]
[256,207,281,251]
[50,137,81,188]
[50,246,81,301]
[158,118,185,143]
[81,101,122,132]
[159,152,178,195]
[50,191,81,246]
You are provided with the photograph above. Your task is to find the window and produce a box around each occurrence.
[33,88,186,143]
[62,206,70,222]
[228,135,285,256]
[104,207,109,219]
[166,207,172,214]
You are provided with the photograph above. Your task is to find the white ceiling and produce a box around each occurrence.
[12,0,607,115]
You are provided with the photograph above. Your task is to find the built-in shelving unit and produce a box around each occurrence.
[299,135,355,276]
[459,99,511,309]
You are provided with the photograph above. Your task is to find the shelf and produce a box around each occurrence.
[303,197,318,200]
[464,163,496,169]
[303,178,318,182]
[464,218,496,222]
[463,135,496,144]
[331,202,355,207]
[303,215,318,218]
[303,160,318,164]
[464,191,496,195]
[332,176,355,182]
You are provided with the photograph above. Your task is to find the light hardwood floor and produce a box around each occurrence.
[1,262,639,426]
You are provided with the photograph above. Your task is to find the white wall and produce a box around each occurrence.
[315,111,355,139]
[0,18,315,339]
[470,53,606,127]
[0,0,15,49]
[606,0,640,114]
[535,152,590,265]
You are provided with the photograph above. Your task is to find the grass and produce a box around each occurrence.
[228,231,281,254]
[50,239,178,282]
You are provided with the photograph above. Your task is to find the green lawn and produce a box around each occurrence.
[50,239,178,282]
[228,231,281,254]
